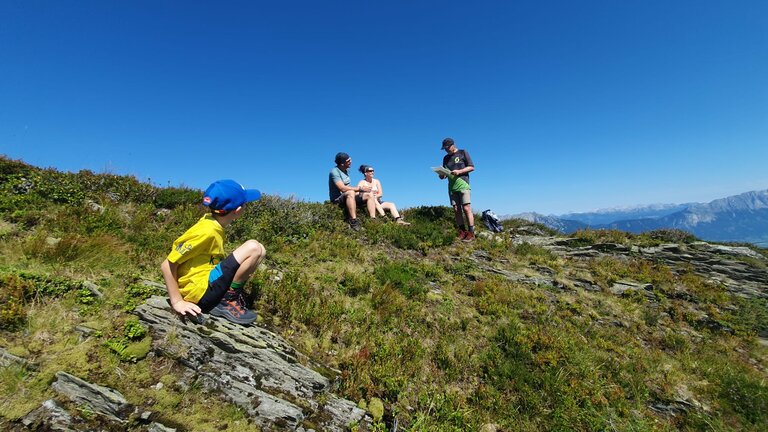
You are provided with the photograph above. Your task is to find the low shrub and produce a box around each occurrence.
[152,186,201,209]
[374,261,428,299]
[0,271,84,329]
[365,206,455,253]
[0,274,32,330]
[123,318,147,340]
[572,228,632,245]
[228,195,340,246]
[339,270,374,297]
[641,228,697,244]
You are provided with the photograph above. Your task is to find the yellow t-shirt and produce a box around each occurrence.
[167,214,225,303]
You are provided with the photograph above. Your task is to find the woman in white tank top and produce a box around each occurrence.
[357,165,410,225]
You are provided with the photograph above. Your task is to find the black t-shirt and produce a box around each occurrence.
[442,149,474,184]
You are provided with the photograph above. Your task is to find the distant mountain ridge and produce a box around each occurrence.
[558,203,693,226]
[508,189,768,245]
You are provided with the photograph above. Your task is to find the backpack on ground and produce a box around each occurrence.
[482,209,504,233]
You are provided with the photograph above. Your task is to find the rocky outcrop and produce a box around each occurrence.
[18,372,178,432]
[511,235,768,299]
[0,347,36,370]
[21,399,75,432]
[12,297,370,431]
[50,371,132,423]
[134,296,368,431]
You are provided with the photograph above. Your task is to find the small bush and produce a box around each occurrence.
[641,228,697,244]
[374,261,428,299]
[153,186,201,209]
[715,363,768,425]
[124,319,147,340]
[339,270,374,297]
[513,242,559,266]
[724,297,768,337]
[0,271,84,329]
[121,281,162,311]
[572,229,632,245]
[229,195,340,246]
[366,206,456,253]
[0,274,32,330]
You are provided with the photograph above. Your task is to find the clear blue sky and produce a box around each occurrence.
[2,1,766,215]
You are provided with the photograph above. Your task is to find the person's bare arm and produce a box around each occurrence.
[337,180,369,193]
[450,166,474,176]
[161,259,201,317]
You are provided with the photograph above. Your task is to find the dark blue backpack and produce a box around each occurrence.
[482,209,504,233]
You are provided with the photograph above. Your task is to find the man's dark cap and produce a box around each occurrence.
[441,137,455,149]
[335,152,350,165]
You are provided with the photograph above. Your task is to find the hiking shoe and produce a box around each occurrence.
[348,218,362,231]
[210,290,257,325]
[462,231,475,242]
[457,230,468,240]
[395,218,411,226]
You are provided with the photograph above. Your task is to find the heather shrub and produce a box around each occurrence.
[228,195,340,246]
[641,228,697,244]
[0,274,32,330]
[365,206,455,253]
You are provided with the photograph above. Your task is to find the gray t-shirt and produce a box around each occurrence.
[329,166,350,201]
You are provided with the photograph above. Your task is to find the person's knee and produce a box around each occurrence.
[344,191,357,205]
[242,239,266,261]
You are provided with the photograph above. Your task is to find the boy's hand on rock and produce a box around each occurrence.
[172,299,202,317]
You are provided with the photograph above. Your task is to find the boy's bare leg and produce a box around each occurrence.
[232,240,266,284]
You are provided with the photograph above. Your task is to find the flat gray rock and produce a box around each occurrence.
[51,371,132,424]
[135,296,367,431]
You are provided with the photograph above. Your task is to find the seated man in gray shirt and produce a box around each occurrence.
[329,152,369,231]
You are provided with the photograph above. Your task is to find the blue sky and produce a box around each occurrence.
[2,1,766,215]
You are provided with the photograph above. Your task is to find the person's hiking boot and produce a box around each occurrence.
[462,231,476,242]
[210,290,257,325]
[395,218,411,226]
[457,230,468,240]
[348,218,362,231]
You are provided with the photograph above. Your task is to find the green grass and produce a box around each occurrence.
[1,156,767,431]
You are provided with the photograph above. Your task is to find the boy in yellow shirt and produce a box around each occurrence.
[161,179,265,325]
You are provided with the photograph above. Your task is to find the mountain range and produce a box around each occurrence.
[509,189,768,245]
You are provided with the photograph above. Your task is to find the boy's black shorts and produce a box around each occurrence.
[197,254,241,312]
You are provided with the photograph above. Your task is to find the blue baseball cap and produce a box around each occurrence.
[202,179,261,213]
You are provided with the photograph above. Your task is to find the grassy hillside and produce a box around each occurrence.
[0,156,766,431]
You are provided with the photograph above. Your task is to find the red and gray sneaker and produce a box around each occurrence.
[210,290,257,325]
[462,231,475,242]
[457,230,468,240]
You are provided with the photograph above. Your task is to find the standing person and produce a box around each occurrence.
[356,164,410,225]
[329,152,370,231]
[161,179,266,325]
[439,137,475,241]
